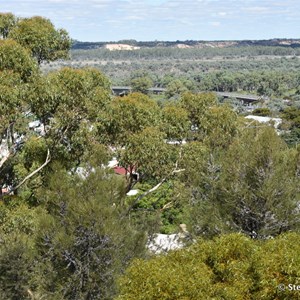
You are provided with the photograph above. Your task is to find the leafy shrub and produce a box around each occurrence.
[117,233,300,300]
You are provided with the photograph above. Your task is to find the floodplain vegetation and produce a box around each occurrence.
[0,12,300,300]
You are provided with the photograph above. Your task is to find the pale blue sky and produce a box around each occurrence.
[1,0,300,42]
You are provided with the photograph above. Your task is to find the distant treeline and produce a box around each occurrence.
[72,38,300,50]
[70,46,300,61]
[43,47,300,99]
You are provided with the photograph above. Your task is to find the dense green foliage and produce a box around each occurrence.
[0,169,146,299]
[7,15,71,64]
[44,46,300,101]
[0,39,38,81]
[0,13,16,39]
[117,233,300,300]
[185,127,300,238]
[1,12,300,300]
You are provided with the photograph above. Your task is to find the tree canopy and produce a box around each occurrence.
[0,12,17,39]
[1,11,300,300]
[117,233,300,300]
[0,39,38,81]
[8,15,71,64]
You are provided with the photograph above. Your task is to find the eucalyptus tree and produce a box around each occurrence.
[130,72,153,94]
[9,15,71,64]
[0,39,38,82]
[0,40,39,197]
[117,233,300,300]
[161,103,190,142]
[0,12,17,38]
[16,67,112,197]
[0,15,72,198]
[187,127,300,238]
[102,92,161,147]
[0,167,146,300]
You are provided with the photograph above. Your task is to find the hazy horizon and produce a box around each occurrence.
[2,0,300,42]
[73,37,299,43]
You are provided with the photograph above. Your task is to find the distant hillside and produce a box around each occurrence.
[72,39,300,50]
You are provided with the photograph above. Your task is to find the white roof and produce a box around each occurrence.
[107,157,118,168]
[28,120,41,129]
[245,115,282,128]
[126,189,139,196]
[166,139,187,145]
[147,233,184,254]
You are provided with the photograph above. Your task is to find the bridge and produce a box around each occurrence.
[111,86,166,96]
[216,92,264,105]
[111,86,264,104]
[111,86,132,95]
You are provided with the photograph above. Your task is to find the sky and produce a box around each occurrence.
[1,0,300,42]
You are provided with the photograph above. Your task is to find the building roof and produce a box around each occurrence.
[113,166,128,175]
[245,115,282,128]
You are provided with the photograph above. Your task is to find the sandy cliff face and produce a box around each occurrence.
[278,40,300,46]
[175,43,192,49]
[72,39,300,51]
[195,41,238,48]
[104,44,140,51]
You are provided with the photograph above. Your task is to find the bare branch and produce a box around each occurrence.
[10,149,51,193]
[0,151,11,169]
[27,289,34,300]
[126,178,167,214]
[126,168,185,215]
[172,169,185,174]
[161,201,173,211]
[0,123,15,170]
